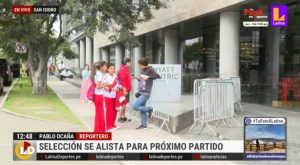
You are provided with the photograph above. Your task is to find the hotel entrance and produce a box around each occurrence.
[179,0,300,110]
[240,0,300,110]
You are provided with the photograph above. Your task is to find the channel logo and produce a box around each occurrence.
[242,8,269,27]
[244,9,265,18]
[270,5,288,27]
[14,141,35,160]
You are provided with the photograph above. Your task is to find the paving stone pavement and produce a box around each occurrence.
[1,78,297,165]
[1,77,298,165]
[48,77,300,165]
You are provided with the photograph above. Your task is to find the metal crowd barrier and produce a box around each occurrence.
[148,79,171,134]
[188,78,240,137]
[231,77,243,112]
[128,107,140,124]
[151,110,170,135]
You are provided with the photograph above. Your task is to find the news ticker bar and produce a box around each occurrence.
[13,132,112,140]
[35,153,244,161]
[13,132,287,161]
[12,6,59,14]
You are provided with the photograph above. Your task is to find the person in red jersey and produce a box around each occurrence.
[117,58,132,123]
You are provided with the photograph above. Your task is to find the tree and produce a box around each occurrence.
[48,37,78,64]
[0,0,166,94]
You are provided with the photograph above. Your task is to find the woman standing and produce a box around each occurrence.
[80,64,90,102]
[103,64,118,131]
[90,61,107,132]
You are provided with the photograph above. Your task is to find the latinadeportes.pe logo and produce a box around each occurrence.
[15,141,35,160]
[270,5,288,27]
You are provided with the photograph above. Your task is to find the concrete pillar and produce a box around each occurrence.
[125,48,130,58]
[219,12,240,78]
[115,44,124,71]
[101,48,109,63]
[93,38,99,64]
[153,44,162,64]
[93,48,101,63]
[79,39,85,68]
[264,28,280,104]
[132,42,145,102]
[134,43,144,76]
[73,42,80,69]
[179,41,184,65]
[164,29,179,64]
[85,37,92,67]
[153,31,163,64]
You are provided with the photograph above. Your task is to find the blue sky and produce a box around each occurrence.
[245,125,285,139]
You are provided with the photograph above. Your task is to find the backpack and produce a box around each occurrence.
[87,82,96,101]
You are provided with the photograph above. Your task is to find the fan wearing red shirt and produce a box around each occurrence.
[117,58,132,123]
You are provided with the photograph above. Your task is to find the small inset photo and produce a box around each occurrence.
[244,117,287,160]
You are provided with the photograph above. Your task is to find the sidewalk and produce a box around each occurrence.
[48,77,300,165]
[0,86,121,165]
[48,77,217,140]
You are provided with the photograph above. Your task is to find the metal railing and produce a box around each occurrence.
[189,78,241,137]
[231,77,243,112]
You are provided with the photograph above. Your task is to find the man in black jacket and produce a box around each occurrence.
[133,58,160,129]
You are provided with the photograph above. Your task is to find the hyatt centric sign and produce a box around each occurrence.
[149,64,182,102]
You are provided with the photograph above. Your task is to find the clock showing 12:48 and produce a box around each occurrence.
[14,132,33,140]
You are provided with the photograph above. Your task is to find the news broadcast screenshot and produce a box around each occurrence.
[0,0,298,165]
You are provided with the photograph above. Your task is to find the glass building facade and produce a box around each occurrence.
[71,0,300,111]
[179,0,300,110]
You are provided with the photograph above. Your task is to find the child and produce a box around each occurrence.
[90,61,107,132]
[103,64,119,131]
[117,58,132,122]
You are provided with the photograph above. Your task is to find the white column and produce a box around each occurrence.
[101,48,109,63]
[93,48,101,63]
[179,41,184,65]
[219,12,240,78]
[125,48,130,58]
[153,45,162,64]
[79,39,85,69]
[132,42,144,102]
[134,43,144,76]
[164,29,179,64]
[115,44,124,71]
[85,37,92,67]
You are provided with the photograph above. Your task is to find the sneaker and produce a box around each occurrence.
[118,117,131,123]
[148,107,153,119]
[122,117,132,122]
[136,125,148,130]
[118,118,125,123]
